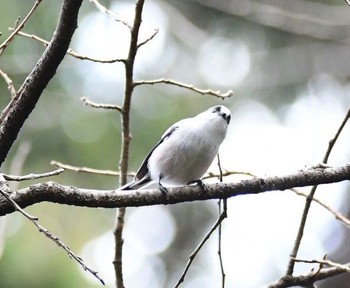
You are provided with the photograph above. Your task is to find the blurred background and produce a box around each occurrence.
[0,0,350,287]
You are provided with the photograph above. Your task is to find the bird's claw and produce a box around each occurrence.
[189,179,208,193]
[158,183,168,196]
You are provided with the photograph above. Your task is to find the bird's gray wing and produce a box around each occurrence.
[134,124,179,181]
[117,118,188,191]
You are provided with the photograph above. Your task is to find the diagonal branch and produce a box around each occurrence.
[286,108,350,276]
[0,68,16,98]
[291,188,350,229]
[175,154,227,287]
[137,28,159,49]
[0,0,43,55]
[89,0,131,29]
[174,205,227,288]
[0,179,105,285]
[0,0,84,165]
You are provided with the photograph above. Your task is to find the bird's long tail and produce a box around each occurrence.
[116,176,152,191]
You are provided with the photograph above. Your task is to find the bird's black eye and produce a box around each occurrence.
[212,106,221,113]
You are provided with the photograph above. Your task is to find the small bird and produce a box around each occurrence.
[118,105,231,194]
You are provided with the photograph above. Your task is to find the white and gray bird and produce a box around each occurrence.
[118,105,231,194]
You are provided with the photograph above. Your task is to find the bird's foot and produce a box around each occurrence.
[158,183,169,196]
[189,179,208,193]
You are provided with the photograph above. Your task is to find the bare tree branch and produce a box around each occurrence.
[175,154,227,287]
[291,188,350,229]
[0,176,105,285]
[0,68,16,98]
[206,170,350,229]
[89,0,131,29]
[293,257,350,273]
[217,154,226,288]
[3,168,64,181]
[12,30,126,64]
[0,0,84,165]
[0,0,43,55]
[174,201,227,288]
[81,96,122,111]
[137,28,159,49]
[323,108,350,163]
[286,108,350,276]
[133,78,233,99]
[268,262,350,288]
[51,160,127,176]
[114,1,146,287]
[0,164,348,217]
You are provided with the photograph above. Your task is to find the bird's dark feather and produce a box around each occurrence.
[135,125,179,180]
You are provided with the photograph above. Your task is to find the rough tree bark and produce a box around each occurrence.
[0,0,83,165]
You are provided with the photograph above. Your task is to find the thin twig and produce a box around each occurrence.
[323,108,350,163]
[175,154,227,287]
[66,49,125,63]
[293,257,350,273]
[345,0,350,7]
[3,168,64,181]
[12,30,126,64]
[291,188,350,229]
[0,181,105,285]
[0,68,16,98]
[0,0,43,56]
[81,96,122,112]
[137,28,159,49]
[51,160,128,176]
[202,169,255,180]
[217,154,226,288]
[89,0,131,29]
[218,200,227,288]
[174,205,228,288]
[133,78,234,99]
[286,108,350,276]
[13,17,21,30]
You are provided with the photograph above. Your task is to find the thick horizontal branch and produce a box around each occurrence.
[0,165,349,216]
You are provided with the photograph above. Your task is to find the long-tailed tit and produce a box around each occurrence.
[118,105,231,194]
